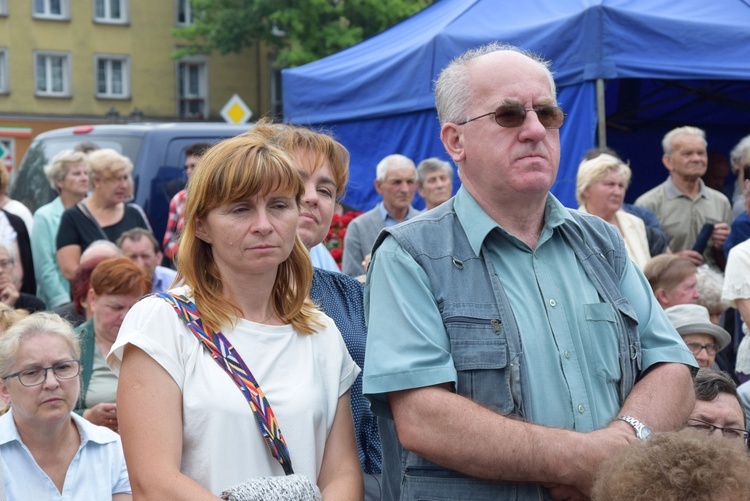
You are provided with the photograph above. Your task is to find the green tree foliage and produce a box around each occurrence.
[173,0,433,67]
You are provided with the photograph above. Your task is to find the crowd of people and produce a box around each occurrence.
[0,42,749,501]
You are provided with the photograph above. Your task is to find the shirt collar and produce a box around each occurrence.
[0,408,118,446]
[377,202,418,225]
[664,176,709,200]
[455,186,576,255]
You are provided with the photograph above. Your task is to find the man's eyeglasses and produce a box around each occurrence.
[457,104,566,129]
[686,342,721,356]
[3,360,82,387]
[0,259,13,270]
[686,418,749,445]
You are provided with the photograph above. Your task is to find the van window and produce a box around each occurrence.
[10,135,142,213]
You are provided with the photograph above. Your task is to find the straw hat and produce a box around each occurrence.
[664,304,731,351]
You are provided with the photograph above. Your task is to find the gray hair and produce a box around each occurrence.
[696,264,730,316]
[0,240,14,262]
[79,240,122,264]
[434,42,556,127]
[43,150,90,193]
[662,126,706,156]
[0,312,81,379]
[416,158,454,188]
[730,134,750,170]
[575,153,632,206]
[375,154,416,182]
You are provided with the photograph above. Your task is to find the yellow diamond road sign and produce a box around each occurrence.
[221,94,253,124]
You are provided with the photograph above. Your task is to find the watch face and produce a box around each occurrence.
[639,426,652,440]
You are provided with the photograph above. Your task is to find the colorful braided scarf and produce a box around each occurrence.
[157,292,294,475]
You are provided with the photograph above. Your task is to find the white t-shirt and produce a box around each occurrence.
[108,286,360,495]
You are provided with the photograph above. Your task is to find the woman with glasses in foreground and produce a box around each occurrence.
[0,312,131,499]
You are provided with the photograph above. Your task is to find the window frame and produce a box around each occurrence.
[0,49,8,95]
[94,54,131,99]
[177,57,208,120]
[175,0,193,26]
[34,51,72,98]
[32,0,70,20]
[93,0,129,25]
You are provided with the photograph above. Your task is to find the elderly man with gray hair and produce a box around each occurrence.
[416,157,454,210]
[635,126,732,270]
[342,153,420,276]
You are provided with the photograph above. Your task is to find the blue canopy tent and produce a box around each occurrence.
[283,0,750,210]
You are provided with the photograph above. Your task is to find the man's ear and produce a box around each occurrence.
[374,179,384,195]
[441,123,465,164]
[662,154,673,172]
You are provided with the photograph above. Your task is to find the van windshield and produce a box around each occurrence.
[10,135,143,213]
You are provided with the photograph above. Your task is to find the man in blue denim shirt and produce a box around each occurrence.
[363,42,697,501]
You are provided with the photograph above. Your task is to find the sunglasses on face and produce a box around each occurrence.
[457,104,566,129]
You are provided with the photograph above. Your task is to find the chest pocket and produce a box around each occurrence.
[445,316,514,416]
[583,302,624,383]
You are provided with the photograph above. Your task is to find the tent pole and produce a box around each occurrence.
[596,78,607,147]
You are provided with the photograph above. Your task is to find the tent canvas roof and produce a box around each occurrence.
[283,0,750,209]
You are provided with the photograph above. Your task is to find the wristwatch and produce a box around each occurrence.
[618,415,652,440]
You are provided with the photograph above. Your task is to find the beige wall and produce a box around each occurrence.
[0,0,272,121]
[0,0,274,165]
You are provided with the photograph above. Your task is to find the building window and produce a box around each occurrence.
[95,55,130,99]
[178,60,207,119]
[0,49,8,94]
[33,0,70,19]
[0,0,8,16]
[94,0,128,24]
[34,51,71,97]
[175,0,193,25]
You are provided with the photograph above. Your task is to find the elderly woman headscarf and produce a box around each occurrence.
[577,153,651,269]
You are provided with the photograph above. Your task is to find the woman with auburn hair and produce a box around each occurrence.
[251,122,382,498]
[109,134,362,499]
[75,257,150,431]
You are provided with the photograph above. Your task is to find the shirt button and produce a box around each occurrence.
[578,404,585,414]
[549,299,556,307]
[564,351,571,359]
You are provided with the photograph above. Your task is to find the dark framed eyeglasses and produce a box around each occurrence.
[686,342,720,356]
[457,104,566,129]
[686,418,749,446]
[3,360,82,387]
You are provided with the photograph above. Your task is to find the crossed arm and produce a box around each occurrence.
[389,362,694,497]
